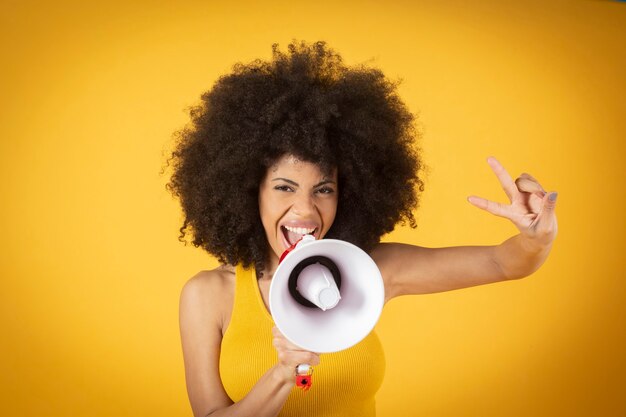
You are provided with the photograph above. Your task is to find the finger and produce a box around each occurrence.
[467,195,510,219]
[519,172,540,184]
[272,329,293,347]
[541,191,558,215]
[273,336,305,351]
[515,177,546,197]
[533,192,558,237]
[487,156,518,202]
[272,326,286,338]
[272,327,291,348]
[273,327,314,352]
[517,172,546,194]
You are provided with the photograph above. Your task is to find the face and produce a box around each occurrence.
[258,154,338,270]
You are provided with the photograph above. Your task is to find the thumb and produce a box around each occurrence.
[543,192,558,212]
[534,191,558,232]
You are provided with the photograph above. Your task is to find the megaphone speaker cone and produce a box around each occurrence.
[269,238,384,353]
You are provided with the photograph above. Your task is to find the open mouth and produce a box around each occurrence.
[281,225,317,248]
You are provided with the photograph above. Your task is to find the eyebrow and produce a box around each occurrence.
[271,178,336,188]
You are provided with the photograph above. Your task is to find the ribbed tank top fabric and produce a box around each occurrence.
[219,264,386,417]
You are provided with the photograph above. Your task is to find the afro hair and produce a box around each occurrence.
[165,40,425,275]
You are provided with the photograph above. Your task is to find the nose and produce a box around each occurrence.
[291,192,316,217]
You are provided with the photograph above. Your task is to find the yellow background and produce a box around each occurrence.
[1,0,624,416]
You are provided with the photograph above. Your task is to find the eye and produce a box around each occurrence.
[274,185,294,192]
[316,187,335,195]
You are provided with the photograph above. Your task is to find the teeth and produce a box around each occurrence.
[284,225,315,235]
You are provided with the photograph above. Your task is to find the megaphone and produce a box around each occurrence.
[269,235,384,353]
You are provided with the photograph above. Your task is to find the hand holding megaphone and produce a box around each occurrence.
[269,235,385,390]
[271,326,320,386]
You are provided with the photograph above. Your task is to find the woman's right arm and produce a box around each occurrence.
[179,270,319,417]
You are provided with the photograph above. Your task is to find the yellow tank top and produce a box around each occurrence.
[219,264,386,417]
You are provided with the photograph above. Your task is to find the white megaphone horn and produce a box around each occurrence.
[269,235,385,353]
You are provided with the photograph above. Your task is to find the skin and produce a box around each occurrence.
[179,154,558,417]
[258,154,339,275]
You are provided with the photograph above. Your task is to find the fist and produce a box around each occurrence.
[271,326,320,384]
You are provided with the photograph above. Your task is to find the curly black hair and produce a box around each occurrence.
[165,40,424,275]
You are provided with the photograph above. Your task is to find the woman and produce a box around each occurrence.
[166,41,557,417]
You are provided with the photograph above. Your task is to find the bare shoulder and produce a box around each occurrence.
[179,265,237,416]
[369,242,416,272]
[369,242,431,301]
[369,241,429,267]
[182,264,235,291]
[368,241,394,262]
[179,265,236,335]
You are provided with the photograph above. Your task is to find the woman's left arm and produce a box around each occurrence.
[373,157,558,301]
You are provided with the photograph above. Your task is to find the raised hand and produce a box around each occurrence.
[467,157,558,248]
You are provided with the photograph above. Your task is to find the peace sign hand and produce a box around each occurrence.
[467,157,558,249]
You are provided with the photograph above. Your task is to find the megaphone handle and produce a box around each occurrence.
[296,364,310,374]
[295,364,313,392]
